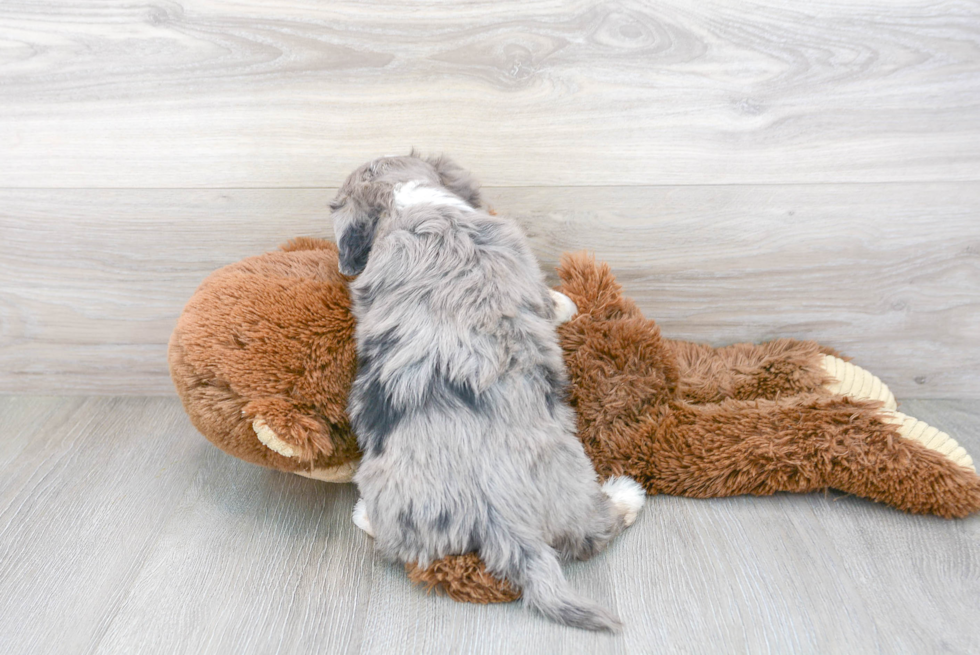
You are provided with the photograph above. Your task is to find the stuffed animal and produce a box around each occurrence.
[169,238,980,604]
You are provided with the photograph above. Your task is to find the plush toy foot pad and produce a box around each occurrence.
[822,355,897,410]
[254,418,359,482]
[253,418,300,458]
[601,476,646,527]
[882,411,975,472]
[293,462,359,483]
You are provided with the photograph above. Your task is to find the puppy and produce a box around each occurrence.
[330,153,645,631]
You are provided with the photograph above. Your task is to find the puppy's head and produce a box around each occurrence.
[330,152,482,275]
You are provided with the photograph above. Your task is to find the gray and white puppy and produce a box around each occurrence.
[330,153,644,631]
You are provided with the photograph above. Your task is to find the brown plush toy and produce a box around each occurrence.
[169,238,980,604]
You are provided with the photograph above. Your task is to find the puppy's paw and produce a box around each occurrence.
[353,498,375,538]
[602,476,646,527]
[550,290,578,324]
[253,418,300,458]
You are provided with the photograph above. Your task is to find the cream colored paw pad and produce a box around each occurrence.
[881,411,975,472]
[253,418,300,458]
[822,355,897,410]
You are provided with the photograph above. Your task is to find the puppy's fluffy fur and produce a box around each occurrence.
[330,153,644,631]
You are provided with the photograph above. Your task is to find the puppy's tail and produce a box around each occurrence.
[486,532,622,632]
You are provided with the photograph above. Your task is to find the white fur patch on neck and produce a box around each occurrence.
[394,180,474,212]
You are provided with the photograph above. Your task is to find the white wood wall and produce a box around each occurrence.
[1,1,978,396]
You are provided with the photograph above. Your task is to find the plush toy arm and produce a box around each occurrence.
[554,252,895,410]
[242,397,338,463]
[612,395,980,518]
[667,338,829,403]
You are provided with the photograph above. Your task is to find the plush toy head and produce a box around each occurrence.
[168,238,361,481]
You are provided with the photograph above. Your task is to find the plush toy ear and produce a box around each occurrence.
[425,154,482,208]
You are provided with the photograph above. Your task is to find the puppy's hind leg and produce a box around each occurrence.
[601,476,645,527]
[556,477,645,562]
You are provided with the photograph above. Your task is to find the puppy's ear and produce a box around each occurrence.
[336,212,376,276]
[333,172,395,276]
[426,154,482,208]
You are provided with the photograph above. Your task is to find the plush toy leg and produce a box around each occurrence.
[614,396,980,518]
[668,339,833,403]
[821,355,896,410]
[880,411,974,472]
[669,339,896,409]
[242,397,359,482]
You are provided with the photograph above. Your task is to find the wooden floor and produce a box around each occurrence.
[0,395,978,654]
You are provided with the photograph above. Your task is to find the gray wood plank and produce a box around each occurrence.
[0,396,79,470]
[1,1,978,187]
[0,187,326,395]
[0,397,210,655]
[92,452,373,655]
[2,184,978,397]
[615,495,881,653]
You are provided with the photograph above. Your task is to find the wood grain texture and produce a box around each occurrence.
[93,445,373,654]
[0,396,977,653]
[2,184,978,397]
[1,0,979,187]
[0,188,326,394]
[0,397,210,654]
